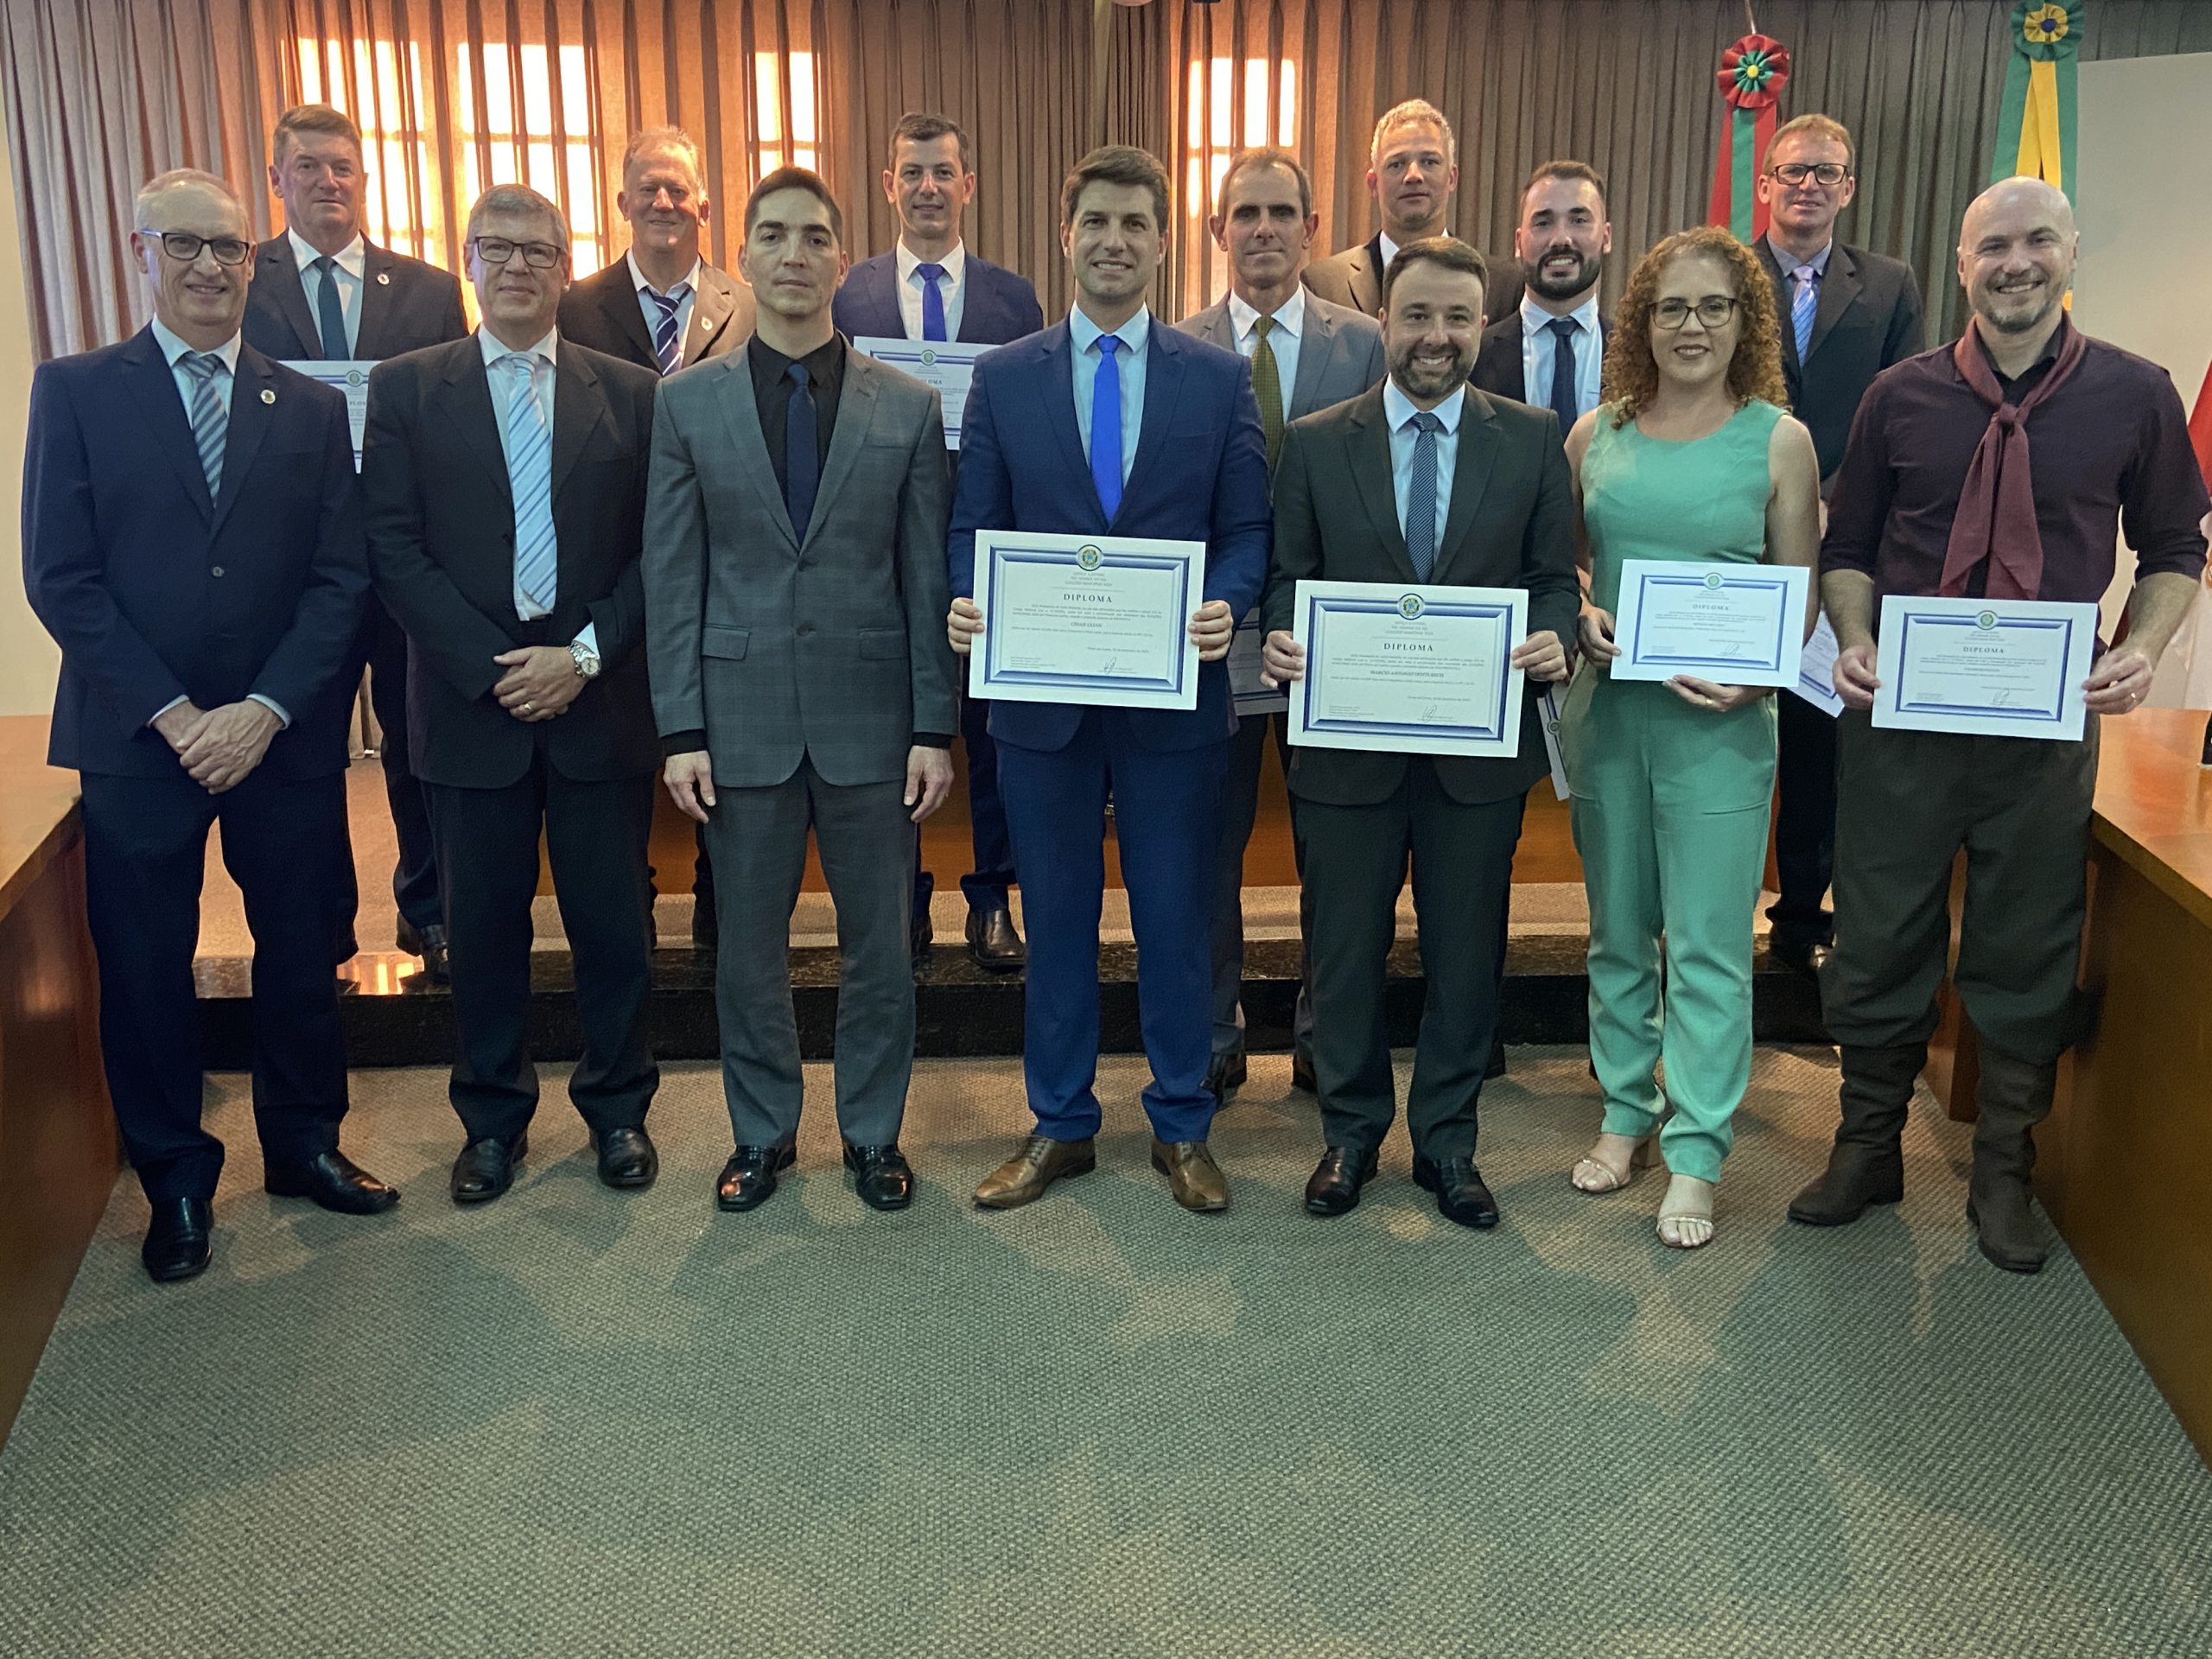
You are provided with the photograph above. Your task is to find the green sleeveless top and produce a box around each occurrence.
[1580,398,1785,617]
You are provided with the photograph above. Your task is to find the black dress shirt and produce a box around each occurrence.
[747,333,845,495]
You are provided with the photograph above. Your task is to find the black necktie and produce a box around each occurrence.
[1546,316,1580,436]
[785,361,819,539]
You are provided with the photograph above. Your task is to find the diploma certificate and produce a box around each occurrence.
[1229,608,1287,715]
[1287,580,1527,758]
[849,337,994,450]
[1787,614,1846,718]
[1610,560,1809,688]
[1872,595,2097,742]
[282,359,374,469]
[970,531,1203,710]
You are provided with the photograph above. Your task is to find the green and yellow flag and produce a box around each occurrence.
[1992,2,2084,199]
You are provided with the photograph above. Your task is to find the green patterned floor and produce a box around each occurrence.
[3,1049,2208,1657]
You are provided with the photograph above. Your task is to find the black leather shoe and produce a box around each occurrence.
[716,1142,797,1211]
[910,912,934,971]
[1485,1042,1508,1082]
[1412,1153,1500,1230]
[396,917,452,984]
[450,1134,526,1205]
[1304,1147,1377,1217]
[842,1141,914,1211]
[265,1149,399,1215]
[594,1125,658,1191]
[690,908,718,960]
[142,1197,213,1282]
[1289,1051,1318,1095]
[1769,934,1833,982]
[1205,1051,1248,1101]
[965,906,1027,971]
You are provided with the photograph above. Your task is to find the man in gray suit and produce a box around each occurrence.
[644,168,958,1215]
[1177,147,1385,1101]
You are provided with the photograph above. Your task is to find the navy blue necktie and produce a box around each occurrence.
[915,263,948,341]
[785,361,820,539]
[1546,316,1580,437]
[312,255,348,359]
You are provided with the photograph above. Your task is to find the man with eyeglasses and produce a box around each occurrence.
[244,103,469,984]
[1751,113,1925,982]
[361,186,664,1208]
[24,168,394,1282]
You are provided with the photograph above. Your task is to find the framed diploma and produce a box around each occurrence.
[970,531,1203,710]
[1229,608,1287,715]
[1610,560,1810,688]
[1787,613,1846,718]
[1287,580,1527,758]
[849,337,995,450]
[1872,594,2097,742]
[282,359,374,469]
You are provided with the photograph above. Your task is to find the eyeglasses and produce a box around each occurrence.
[470,235,566,270]
[1768,162,1850,188]
[1650,296,1741,331]
[140,230,252,267]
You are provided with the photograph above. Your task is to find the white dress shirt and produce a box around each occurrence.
[896,238,968,341]
[478,327,594,653]
[1517,290,1605,421]
[289,228,365,355]
[1069,303,1149,488]
[628,250,702,365]
[1224,284,1304,429]
[1381,376,1465,543]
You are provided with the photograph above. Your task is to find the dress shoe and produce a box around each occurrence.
[1768,933,1833,982]
[1412,1153,1500,1230]
[142,1197,213,1283]
[973,1135,1096,1209]
[397,917,452,984]
[1151,1139,1230,1212]
[450,1134,527,1205]
[1205,1051,1248,1101]
[965,906,1027,971]
[716,1142,797,1211]
[1485,1042,1508,1082]
[842,1141,915,1211]
[1304,1147,1377,1217]
[1289,1050,1318,1095]
[594,1125,658,1191]
[690,910,718,961]
[910,911,934,971]
[265,1149,400,1215]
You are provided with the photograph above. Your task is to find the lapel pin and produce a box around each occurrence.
[377,272,391,285]
[261,389,276,404]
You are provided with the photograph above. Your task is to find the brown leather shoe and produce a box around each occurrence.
[973,1135,1096,1209]
[1151,1138,1230,1212]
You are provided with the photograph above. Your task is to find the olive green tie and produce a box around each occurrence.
[1250,314,1284,469]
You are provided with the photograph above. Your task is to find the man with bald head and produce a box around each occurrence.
[1796,177,2209,1273]
[25,168,394,1281]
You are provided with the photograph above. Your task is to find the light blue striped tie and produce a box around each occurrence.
[180,353,227,500]
[502,353,557,615]
[1790,265,1819,364]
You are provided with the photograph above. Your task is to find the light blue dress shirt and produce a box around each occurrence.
[477,327,594,655]
[1068,303,1148,488]
[1381,377,1465,543]
[628,251,700,365]
[1517,290,1605,422]
[289,228,364,356]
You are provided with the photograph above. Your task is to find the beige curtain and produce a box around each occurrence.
[8,0,2212,359]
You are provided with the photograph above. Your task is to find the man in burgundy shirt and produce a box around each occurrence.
[1793,177,2209,1274]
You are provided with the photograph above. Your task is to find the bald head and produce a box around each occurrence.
[1957,175,2076,340]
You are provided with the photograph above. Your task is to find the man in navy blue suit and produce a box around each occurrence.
[23,169,397,1284]
[948,145,1272,1213]
[835,111,1044,974]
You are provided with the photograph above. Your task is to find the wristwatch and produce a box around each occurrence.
[569,639,601,680]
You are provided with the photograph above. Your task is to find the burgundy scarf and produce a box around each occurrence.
[1937,315,2090,600]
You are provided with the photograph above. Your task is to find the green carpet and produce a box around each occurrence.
[3,1049,2209,1657]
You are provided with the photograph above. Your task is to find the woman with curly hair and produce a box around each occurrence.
[1555,226,1821,1248]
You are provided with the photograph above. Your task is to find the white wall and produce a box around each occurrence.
[0,115,59,716]
[2075,51,2212,708]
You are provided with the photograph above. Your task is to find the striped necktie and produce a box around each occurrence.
[500,353,558,616]
[1405,410,1443,579]
[645,285,688,376]
[179,352,228,501]
[1249,315,1284,468]
[1790,265,1819,364]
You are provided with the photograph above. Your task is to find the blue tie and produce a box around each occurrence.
[1545,316,1581,436]
[915,263,947,341]
[179,353,227,501]
[1405,411,1442,579]
[312,256,348,359]
[785,360,820,540]
[501,353,557,616]
[1090,334,1124,521]
[1791,265,1819,364]
[646,285,688,376]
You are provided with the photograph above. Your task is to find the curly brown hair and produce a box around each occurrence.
[1600,226,1789,426]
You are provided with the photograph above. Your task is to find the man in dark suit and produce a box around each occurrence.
[556,125,754,957]
[1303,99,1522,327]
[24,168,397,1282]
[947,145,1272,1213]
[1751,114,1926,978]
[647,168,958,1215]
[363,185,663,1205]
[1177,146,1385,1103]
[1261,238,1578,1228]
[834,111,1044,974]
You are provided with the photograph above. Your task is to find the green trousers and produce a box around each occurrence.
[1559,671,1777,1184]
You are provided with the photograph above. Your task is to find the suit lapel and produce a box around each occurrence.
[1483,315,1527,402]
[686,266,736,360]
[436,343,513,508]
[549,348,609,505]
[804,346,876,550]
[1287,303,1332,419]
[1756,240,1805,383]
[955,263,993,343]
[1806,245,1860,365]
[208,348,277,537]
[257,238,321,360]
[1347,387,1416,581]
[1434,390,1497,578]
[355,245,397,358]
[122,329,213,520]
[1355,237,1384,315]
[1037,325,1098,524]
[1120,320,1186,525]
[713,355,799,550]
[599,265,660,367]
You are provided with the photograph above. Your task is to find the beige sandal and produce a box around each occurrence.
[1570,1133,1656,1194]
[1656,1173,1717,1249]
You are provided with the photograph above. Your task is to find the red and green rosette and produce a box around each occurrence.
[1992,1,2084,200]
[1708,34,1791,242]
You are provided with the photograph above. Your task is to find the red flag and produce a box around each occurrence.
[2190,358,2212,490]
